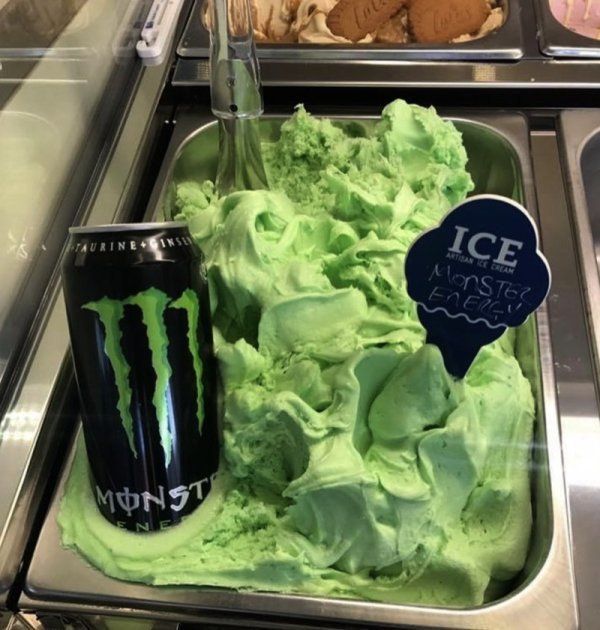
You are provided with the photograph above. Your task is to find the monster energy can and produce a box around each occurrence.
[62,222,219,532]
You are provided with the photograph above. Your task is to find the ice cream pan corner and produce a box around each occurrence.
[22,111,576,629]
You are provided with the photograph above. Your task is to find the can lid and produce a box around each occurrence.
[69,221,188,234]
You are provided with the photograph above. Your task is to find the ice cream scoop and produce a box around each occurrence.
[208,0,269,194]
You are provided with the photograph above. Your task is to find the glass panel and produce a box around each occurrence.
[0,0,87,52]
[0,0,150,399]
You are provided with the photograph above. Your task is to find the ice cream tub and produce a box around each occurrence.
[536,0,600,57]
[21,109,576,628]
[559,111,600,383]
[178,0,524,60]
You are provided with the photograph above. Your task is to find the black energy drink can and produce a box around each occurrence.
[62,222,219,532]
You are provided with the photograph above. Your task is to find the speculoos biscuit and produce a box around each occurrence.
[408,0,490,43]
[327,0,407,42]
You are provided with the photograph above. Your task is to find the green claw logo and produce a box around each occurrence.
[83,287,204,466]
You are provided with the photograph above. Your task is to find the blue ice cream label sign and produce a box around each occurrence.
[405,195,551,378]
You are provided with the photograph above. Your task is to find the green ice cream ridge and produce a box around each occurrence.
[61,100,536,608]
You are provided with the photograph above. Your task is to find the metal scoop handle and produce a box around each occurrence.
[207,0,269,194]
[208,0,263,119]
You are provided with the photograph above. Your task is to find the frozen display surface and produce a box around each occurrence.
[0,111,57,308]
[23,111,575,628]
[0,0,147,58]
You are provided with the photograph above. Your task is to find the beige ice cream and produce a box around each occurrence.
[452,4,504,43]
[250,0,297,41]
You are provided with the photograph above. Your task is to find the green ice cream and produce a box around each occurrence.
[59,100,535,607]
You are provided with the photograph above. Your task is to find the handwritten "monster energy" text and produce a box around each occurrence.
[427,263,532,323]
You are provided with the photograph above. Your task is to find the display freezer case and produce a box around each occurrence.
[3,1,600,628]
[12,114,600,625]
[16,107,585,629]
